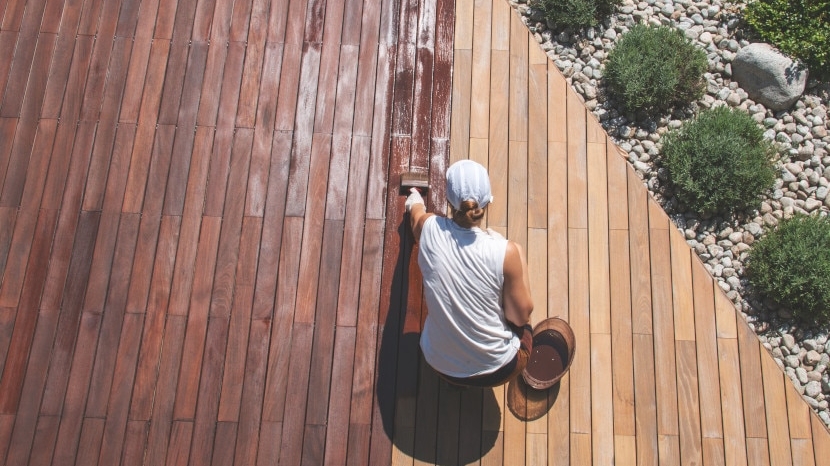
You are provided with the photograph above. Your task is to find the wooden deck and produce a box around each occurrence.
[0,0,829,464]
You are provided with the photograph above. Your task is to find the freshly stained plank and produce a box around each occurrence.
[232,317,271,466]
[278,322,315,466]
[324,326,356,466]
[188,316,230,466]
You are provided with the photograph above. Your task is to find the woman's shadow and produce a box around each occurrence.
[376,218,500,464]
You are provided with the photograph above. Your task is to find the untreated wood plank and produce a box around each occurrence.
[569,228,590,435]
[737,311,767,439]
[567,90,587,230]
[633,332,659,466]
[592,333,614,464]
[588,139,610,334]
[628,169,652,335]
[670,228,695,341]
[610,230,635,437]
[717,338,748,465]
[676,340,703,466]
[761,350,794,465]
[692,257,724,441]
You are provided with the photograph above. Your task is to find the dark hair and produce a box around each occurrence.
[452,199,485,228]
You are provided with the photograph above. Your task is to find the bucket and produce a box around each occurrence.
[521,317,576,390]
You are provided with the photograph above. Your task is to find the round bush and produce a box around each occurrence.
[531,0,620,30]
[747,214,830,326]
[662,106,777,215]
[604,25,707,114]
[743,0,830,80]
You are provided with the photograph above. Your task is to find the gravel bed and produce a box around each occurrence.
[509,0,830,427]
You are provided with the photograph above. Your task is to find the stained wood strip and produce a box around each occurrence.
[365,44,395,220]
[278,322,315,466]
[235,0,269,128]
[232,318,271,465]
[41,32,91,120]
[128,216,181,419]
[141,315,187,466]
[2,308,58,464]
[188,316,230,466]
[228,0,254,42]
[74,418,105,466]
[12,119,56,210]
[2,30,55,119]
[172,216,221,420]
[323,326,356,466]
[28,415,59,465]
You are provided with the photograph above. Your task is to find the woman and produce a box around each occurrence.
[405,160,534,387]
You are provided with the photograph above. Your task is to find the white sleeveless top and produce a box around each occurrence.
[418,216,519,377]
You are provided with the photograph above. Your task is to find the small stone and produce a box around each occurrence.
[787,355,801,368]
[784,334,797,350]
[797,367,809,384]
[806,381,823,398]
[806,350,823,366]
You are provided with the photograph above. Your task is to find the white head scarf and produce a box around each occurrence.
[446,160,493,210]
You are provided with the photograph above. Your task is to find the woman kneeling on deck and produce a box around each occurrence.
[406,160,534,388]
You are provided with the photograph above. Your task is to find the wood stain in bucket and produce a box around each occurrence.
[525,330,567,383]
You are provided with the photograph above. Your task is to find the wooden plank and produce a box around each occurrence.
[633,333,659,466]
[165,421,193,466]
[486,49,507,228]
[232,318,270,466]
[586,111,605,144]
[50,312,102,464]
[7,119,56,210]
[0,33,18,99]
[262,217,303,422]
[616,435,637,466]
[508,11,527,143]
[702,437,726,466]
[610,230,635,436]
[569,228,590,434]
[528,228,547,322]
[737,313,768,439]
[571,432,592,465]
[607,145,629,230]
[812,414,830,462]
[437,384,465,465]
[786,378,812,440]
[717,338,749,466]
[128,216,181,419]
[747,437,772,466]
[449,49,470,162]
[278,323,315,466]
[188,316,230,466]
[692,257,724,440]
[592,333,615,464]
[0,207,35,307]
[118,36,153,123]
[121,421,150,466]
[527,61,547,230]
[84,213,140,417]
[567,90,587,229]
[670,228,695,341]
[228,0,254,42]
[323,326,356,466]
[41,32,92,120]
[2,31,55,119]
[649,220,679,437]
[97,312,144,466]
[791,439,815,466]
[235,0,269,128]
[588,140,610,334]
[141,315,187,466]
[659,435,681,465]
[676,340,703,465]
[28,415,59,465]
[547,138,568,317]
[1,309,58,465]
[74,418,105,466]
[761,350,794,466]
[469,0,491,139]
[627,168,652,335]
[507,140,528,248]
[714,285,737,339]
[172,216,221,420]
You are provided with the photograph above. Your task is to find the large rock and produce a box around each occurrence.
[732,43,807,111]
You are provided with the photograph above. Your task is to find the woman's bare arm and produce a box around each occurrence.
[502,241,533,327]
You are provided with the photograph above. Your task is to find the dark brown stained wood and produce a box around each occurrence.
[1,308,56,464]
[0,33,17,97]
[122,124,173,214]
[203,41,245,215]
[85,214,140,418]
[171,0,199,44]
[40,0,65,32]
[0,117,17,195]
[2,30,54,119]
[188,316,231,466]
[77,0,103,35]
[234,0,269,129]
[28,415,59,465]
[302,424,326,466]
[85,36,132,125]
[0,210,55,410]
[118,36,153,123]
[210,422,237,466]
[153,0,178,40]
[304,220,345,427]
[97,312,144,466]
[122,211,162,316]
[257,421,283,465]
[78,1,120,120]
[162,41,209,216]
[279,322,315,466]
[50,312,102,465]
[38,210,98,415]
[336,136,370,327]
[324,326,356,466]
[165,421,193,466]
[274,43,302,132]
[82,212,124,314]
[262,217,303,422]
[141,315,187,466]
[121,420,150,466]
[128,216,181,420]
[157,42,191,125]
[209,129,254,320]
[41,121,92,209]
[172,216,221,420]
[188,39,225,127]
[0,308,14,377]
[74,418,105,466]
[15,119,56,210]
[0,206,34,306]
[42,31,91,120]
[251,131,292,320]
[81,119,130,211]
[232,318,271,465]
[115,0,142,38]
[294,133,332,323]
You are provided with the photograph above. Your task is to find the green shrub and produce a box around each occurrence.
[662,106,777,215]
[531,0,620,30]
[604,25,708,114]
[747,214,830,326]
[743,0,830,80]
